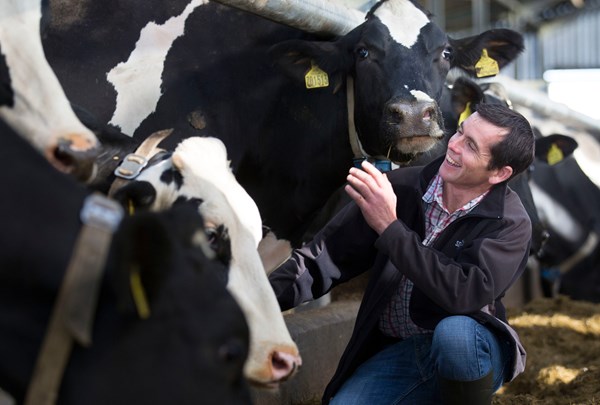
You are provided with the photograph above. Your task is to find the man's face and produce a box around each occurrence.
[439,112,507,194]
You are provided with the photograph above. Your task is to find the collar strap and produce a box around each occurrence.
[108,128,173,197]
[25,193,124,405]
[346,76,369,159]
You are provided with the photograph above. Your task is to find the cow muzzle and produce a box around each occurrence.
[46,134,100,182]
[382,99,444,155]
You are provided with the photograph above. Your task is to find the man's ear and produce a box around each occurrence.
[489,165,513,185]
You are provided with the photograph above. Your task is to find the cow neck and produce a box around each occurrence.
[346,76,399,172]
[25,193,124,405]
[108,128,173,197]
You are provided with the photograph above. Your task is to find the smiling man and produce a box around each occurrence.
[269,104,535,404]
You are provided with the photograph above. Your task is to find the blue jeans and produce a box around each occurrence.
[330,316,511,405]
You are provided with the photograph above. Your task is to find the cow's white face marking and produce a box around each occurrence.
[133,137,300,384]
[0,0,97,153]
[410,89,434,102]
[171,137,263,246]
[374,0,429,48]
[107,0,208,136]
[530,181,584,244]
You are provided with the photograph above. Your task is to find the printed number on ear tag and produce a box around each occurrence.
[475,49,500,78]
[305,62,329,89]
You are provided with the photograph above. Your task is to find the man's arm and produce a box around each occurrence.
[269,201,380,311]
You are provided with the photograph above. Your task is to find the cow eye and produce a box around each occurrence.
[442,47,453,61]
[205,225,231,265]
[205,227,219,247]
[357,47,369,59]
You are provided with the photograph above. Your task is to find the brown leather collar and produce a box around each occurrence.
[25,194,124,405]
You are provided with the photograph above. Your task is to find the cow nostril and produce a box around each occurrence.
[53,141,76,170]
[423,107,435,121]
[49,139,99,181]
[270,350,302,381]
[272,352,291,371]
[387,104,405,120]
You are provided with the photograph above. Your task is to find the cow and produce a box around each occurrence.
[109,135,302,387]
[0,0,99,181]
[529,133,600,302]
[41,0,525,247]
[0,119,250,405]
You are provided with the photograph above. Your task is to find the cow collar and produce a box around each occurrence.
[108,128,173,197]
[25,193,124,405]
[346,76,397,172]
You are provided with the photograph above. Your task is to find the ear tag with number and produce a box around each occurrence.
[305,61,329,89]
[457,102,472,126]
[547,143,564,165]
[475,49,500,78]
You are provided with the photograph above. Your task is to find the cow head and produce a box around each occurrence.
[95,202,251,404]
[269,0,523,164]
[112,136,302,387]
[0,0,99,181]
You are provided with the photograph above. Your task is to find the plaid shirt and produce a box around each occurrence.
[379,173,488,339]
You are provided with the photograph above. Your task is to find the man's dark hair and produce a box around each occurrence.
[476,103,535,180]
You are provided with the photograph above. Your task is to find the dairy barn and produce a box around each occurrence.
[1,0,600,404]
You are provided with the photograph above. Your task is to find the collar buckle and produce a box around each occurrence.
[114,153,148,180]
[80,193,124,231]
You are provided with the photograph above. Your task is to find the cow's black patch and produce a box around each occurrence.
[172,195,204,210]
[211,224,232,268]
[0,46,14,107]
[160,167,184,189]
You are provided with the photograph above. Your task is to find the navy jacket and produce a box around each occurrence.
[269,157,530,403]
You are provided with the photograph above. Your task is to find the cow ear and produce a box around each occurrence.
[111,203,208,318]
[112,181,157,213]
[451,77,484,119]
[110,211,173,318]
[535,134,578,165]
[449,29,524,78]
[269,40,346,92]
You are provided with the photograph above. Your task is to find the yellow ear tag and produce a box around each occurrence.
[547,143,564,165]
[128,199,135,216]
[305,61,329,89]
[130,268,151,319]
[475,49,500,78]
[457,102,472,126]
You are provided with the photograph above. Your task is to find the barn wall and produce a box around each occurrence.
[499,8,600,80]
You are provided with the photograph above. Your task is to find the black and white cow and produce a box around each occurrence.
[0,0,99,181]
[110,136,302,387]
[0,119,250,405]
[41,0,524,246]
[529,133,600,301]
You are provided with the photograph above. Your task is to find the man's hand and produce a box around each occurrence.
[345,161,397,234]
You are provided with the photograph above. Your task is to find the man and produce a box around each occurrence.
[269,104,534,404]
